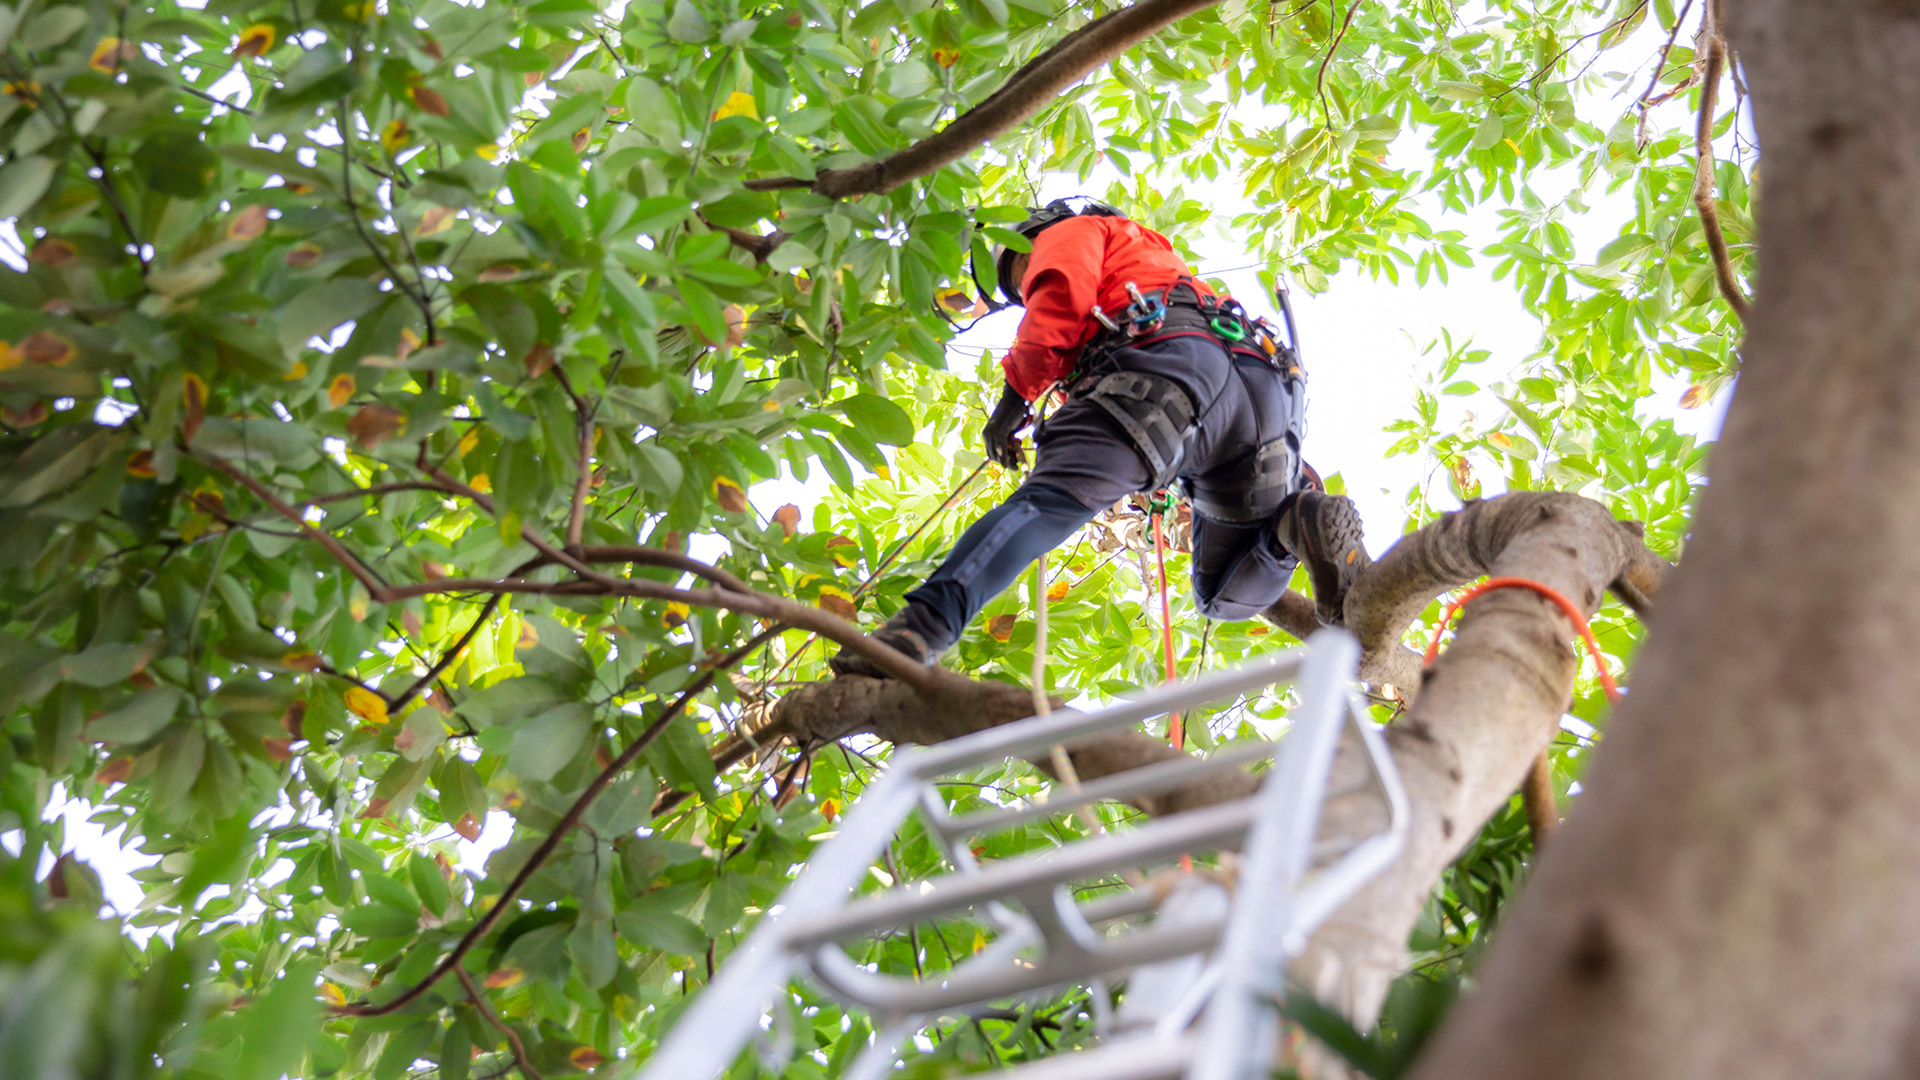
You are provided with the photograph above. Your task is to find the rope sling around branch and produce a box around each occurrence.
[1422,576,1623,705]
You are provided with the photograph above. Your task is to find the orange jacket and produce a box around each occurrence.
[1000,215,1218,401]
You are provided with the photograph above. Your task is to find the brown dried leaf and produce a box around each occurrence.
[30,238,75,267]
[713,477,749,513]
[772,503,801,537]
[1679,384,1708,410]
[3,401,48,429]
[227,203,270,241]
[524,341,555,378]
[723,304,746,349]
[95,757,134,786]
[816,590,855,619]
[262,736,296,762]
[410,85,451,117]
[282,700,307,737]
[453,813,482,841]
[181,372,206,443]
[346,404,406,449]
[987,613,1017,642]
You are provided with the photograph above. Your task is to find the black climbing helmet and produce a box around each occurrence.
[970,197,1126,308]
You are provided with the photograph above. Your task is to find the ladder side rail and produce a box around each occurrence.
[635,768,926,1080]
[982,1035,1198,1080]
[1186,629,1360,1080]
[1278,694,1410,953]
[909,652,1307,775]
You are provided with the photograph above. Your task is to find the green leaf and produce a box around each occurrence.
[0,155,56,218]
[838,394,915,445]
[668,0,715,41]
[88,687,184,744]
[509,703,592,782]
[644,709,716,799]
[1469,112,1504,151]
[614,907,708,956]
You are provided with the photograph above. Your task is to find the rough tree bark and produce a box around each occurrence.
[1412,3,1920,1078]
[756,493,1664,1032]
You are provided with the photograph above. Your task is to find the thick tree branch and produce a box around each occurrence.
[742,0,1223,199]
[1692,0,1752,322]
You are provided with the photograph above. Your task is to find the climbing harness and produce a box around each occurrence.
[1423,576,1624,704]
[638,634,1407,1080]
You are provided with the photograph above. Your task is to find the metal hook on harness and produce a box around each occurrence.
[1125,282,1167,334]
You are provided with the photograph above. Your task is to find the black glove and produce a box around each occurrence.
[982,383,1032,469]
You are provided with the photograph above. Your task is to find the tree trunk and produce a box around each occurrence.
[1412,3,1920,1076]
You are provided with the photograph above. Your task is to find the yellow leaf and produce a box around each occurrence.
[284,361,308,380]
[0,342,18,371]
[876,464,891,482]
[328,373,355,409]
[1487,431,1513,449]
[470,473,491,493]
[319,983,347,1005]
[231,23,276,58]
[820,798,838,821]
[1679,384,1708,410]
[475,143,501,161]
[458,429,479,456]
[712,91,758,121]
[89,37,134,73]
[662,601,690,628]
[483,968,523,988]
[569,1047,607,1069]
[932,47,960,67]
[416,206,456,236]
[381,119,410,154]
[987,613,1017,642]
[1046,579,1069,601]
[345,686,388,724]
[516,621,539,649]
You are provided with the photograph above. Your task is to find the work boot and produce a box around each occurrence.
[827,611,946,679]
[1274,491,1372,627]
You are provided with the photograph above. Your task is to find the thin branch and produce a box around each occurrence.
[1491,0,1648,103]
[455,966,543,1080]
[1314,0,1363,130]
[1635,0,1696,148]
[1691,0,1751,322]
[551,366,594,548]
[338,102,436,330]
[416,457,617,586]
[702,215,793,263]
[391,595,501,713]
[296,480,449,508]
[740,0,1225,199]
[333,631,769,1018]
[1521,750,1559,848]
[201,453,392,597]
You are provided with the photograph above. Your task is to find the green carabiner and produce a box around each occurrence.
[1211,316,1247,342]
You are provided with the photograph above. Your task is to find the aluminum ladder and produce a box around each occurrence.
[639,628,1406,1080]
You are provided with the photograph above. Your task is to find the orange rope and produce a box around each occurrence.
[1150,505,1184,749]
[1423,576,1623,704]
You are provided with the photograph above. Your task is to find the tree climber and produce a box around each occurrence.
[831,198,1371,679]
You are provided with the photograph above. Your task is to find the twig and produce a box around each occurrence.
[455,966,543,1080]
[1521,750,1558,848]
[333,633,766,1017]
[1314,0,1363,130]
[702,215,793,263]
[551,366,594,549]
[1635,0,1696,148]
[338,102,436,331]
[296,481,448,508]
[1491,0,1648,103]
[1691,0,1751,322]
[202,453,392,597]
[391,595,501,713]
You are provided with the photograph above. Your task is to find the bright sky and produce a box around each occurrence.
[15,12,1743,932]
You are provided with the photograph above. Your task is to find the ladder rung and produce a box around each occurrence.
[782,799,1257,948]
[934,739,1280,840]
